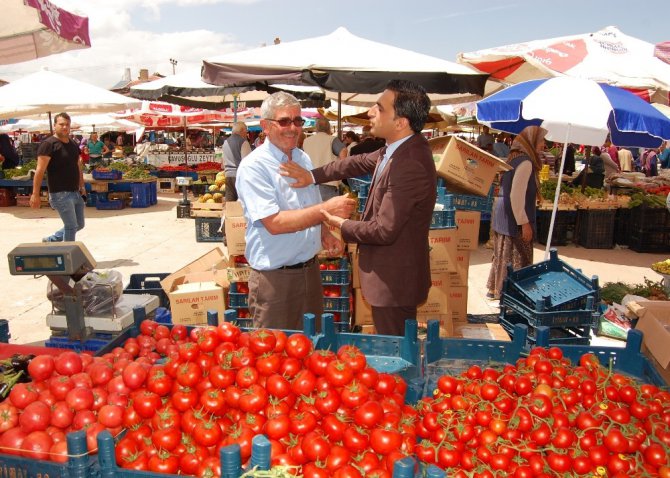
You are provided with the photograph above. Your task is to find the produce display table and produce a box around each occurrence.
[0,342,68,359]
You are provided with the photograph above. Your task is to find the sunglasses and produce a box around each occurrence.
[266,117,306,127]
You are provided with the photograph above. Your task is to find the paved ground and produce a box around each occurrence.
[1,192,667,345]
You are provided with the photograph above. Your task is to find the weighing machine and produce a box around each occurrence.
[8,242,158,342]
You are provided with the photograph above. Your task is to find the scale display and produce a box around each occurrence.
[8,242,96,276]
[15,254,65,273]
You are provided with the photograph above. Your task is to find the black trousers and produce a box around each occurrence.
[371,305,417,336]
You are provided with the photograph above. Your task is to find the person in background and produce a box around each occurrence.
[477,125,495,152]
[235,92,355,330]
[618,147,634,172]
[31,113,86,242]
[253,131,266,149]
[222,121,251,202]
[343,130,360,154]
[599,146,620,179]
[492,133,510,159]
[116,133,125,147]
[642,148,659,177]
[350,125,385,155]
[487,126,548,300]
[281,79,436,336]
[302,117,346,201]
[562,143,576,175]
[86,132,107,167]
[604,139,620,170]
[102,136,114,161]
[659,141,670,169]
[0,134,20,170]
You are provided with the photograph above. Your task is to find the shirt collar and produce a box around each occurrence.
[385,133,413,159]
[266,140,297,163]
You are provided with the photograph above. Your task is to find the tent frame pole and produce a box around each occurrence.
[544,124,571,260]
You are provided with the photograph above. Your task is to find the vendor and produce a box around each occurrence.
[0,134,20,170]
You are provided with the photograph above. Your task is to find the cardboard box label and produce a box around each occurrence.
[456,210,481,250]
[169,281,226,325]
[417,273,450,315]
[430,135,510,196]
[429,228,458,273]
[448,286,468,323]
[224,216,247,256]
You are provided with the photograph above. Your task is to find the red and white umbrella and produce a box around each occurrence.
[114,101,253,129]
[0,0,90,66]
[459,26,670,105]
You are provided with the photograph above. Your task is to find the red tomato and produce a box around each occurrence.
[19,401,51,433]
[54,351,83,376]
[27,355,55,382]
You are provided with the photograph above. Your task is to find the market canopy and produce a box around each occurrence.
[0,70,142,120]
[129,69,328,109]
[113,101,254,129]
[202,27,490,107]
[0,0,90,65]
[0,114,141,134]
[459,26,670,105]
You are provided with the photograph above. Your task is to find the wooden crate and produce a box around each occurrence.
[90,181,109,193]
[108,192,132,205]
[16,195,49,208]
[190,201,224,218]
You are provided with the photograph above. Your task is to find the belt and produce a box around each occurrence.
[278,256,317,270]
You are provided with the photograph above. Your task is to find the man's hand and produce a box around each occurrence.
[29,193,41,209]
[279,161,313,188]
[321,226,344,256]
[322,209,346,229]
[323,194,355,219]
[520,222,533,242]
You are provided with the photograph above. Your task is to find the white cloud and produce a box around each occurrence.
[0,0,255,88]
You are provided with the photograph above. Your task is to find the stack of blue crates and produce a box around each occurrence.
[320,257,351,329]
[499,248,600,348]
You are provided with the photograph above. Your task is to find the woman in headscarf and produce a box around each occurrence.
[486,125,547,300]
[0,134,20,170]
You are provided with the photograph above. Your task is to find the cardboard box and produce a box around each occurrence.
[354,288,373,326]
[429,135,511,196]
[169,281,227,326]
[224,201,247,256]
[448,286,469,323]
[448,250,470,287]
[632,300,670,384]
[428,228,459,273]
[455,210,481,250]
[417,314,454,337]
[417,273,450,315]
[160,248,229,325]
[351,248,361,289]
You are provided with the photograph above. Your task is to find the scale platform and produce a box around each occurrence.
[46,293,159,333]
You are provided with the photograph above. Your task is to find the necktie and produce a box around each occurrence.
[371,146,388,184]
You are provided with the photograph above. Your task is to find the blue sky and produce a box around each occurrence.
[1,0,667,89]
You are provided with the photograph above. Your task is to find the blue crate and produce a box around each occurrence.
[320,257,351,285]
[323,295,350,312]
[312,314,421,383]
[154,307,172,324]
[195,217,224,242]
[45,335,112,352]
[130,182,152,208]
[500,291,598,328]
[323,284,350,298]
[430,207,455,228]
[436,188,453,208]
[0,430,98,478]
[0,319,9,343]
[446,184,495,213]
[92,169,123,180]
[95,199,125,210]
[228,293,249,308]
[423,321,667,393]
[504,248,599,311]
[85,191,98,207]
[149,181,157,205]
[109,181,131,193]
[348,176,371,196]
[499,309,592,347]
[125,273,170,308]
[357,193,368,213]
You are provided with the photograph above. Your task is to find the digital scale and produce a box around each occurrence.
[8,242,158,341]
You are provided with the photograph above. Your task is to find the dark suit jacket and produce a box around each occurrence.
[312,133,436,307]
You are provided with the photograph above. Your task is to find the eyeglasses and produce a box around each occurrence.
[265,117,306,127]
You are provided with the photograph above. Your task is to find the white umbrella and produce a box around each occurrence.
[0,70,142,122]
[459,26,670,106]
[0,0,90,65]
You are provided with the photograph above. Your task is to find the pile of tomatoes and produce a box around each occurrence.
[0,321,413,477]
[415,347,670,477]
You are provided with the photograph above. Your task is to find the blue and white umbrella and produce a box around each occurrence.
[476,77,670,256]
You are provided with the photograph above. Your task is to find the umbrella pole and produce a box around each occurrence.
[337,92,342,136]
[544,124,571,260]
[183,117,188,169]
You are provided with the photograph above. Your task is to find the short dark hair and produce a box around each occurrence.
[53,112,71,124]
[386,80,430,133]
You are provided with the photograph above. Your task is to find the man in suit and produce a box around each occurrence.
[280,79,436,335]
